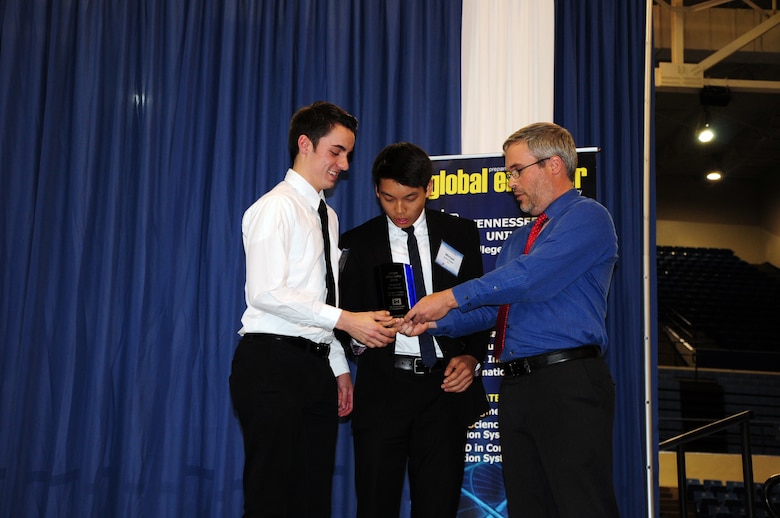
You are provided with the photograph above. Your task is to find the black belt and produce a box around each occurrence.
[244,333,330,359]
[393,355,444,375]
[500,345,600,377]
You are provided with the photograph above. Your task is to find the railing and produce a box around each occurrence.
[765,473,780,518]
[662,307,719,350]
[659,409,755,518]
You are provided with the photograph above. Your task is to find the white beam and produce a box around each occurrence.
[699,13,780,71]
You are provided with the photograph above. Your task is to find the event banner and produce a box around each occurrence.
[427,150,598,516]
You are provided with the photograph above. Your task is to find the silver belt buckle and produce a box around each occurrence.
[412,357,427,374]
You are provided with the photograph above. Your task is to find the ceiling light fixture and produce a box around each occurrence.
[696,108,715,143]
[697,122,714,143]
[703,154,724,182]
[695,86,731,145]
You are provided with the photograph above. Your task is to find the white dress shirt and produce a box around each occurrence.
[386,212,443,358]
[239,169,348,376]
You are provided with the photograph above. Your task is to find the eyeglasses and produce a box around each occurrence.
[505,157,551,180]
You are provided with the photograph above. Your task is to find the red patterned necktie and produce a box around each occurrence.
[493,212,548,361]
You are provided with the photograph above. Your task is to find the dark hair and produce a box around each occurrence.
[371,142,433,189]
[288,101,358,164]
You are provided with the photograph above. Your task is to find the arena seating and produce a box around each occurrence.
[683,478,778,518]
[657,246,780,517]
[657,246,780,371]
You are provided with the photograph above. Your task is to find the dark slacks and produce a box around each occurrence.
[229,334,338,518]
[498,355,620,518]
[352,359,469,518]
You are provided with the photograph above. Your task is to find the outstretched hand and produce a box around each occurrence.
[404,289,458,325]
[337,310,399,348]
[397,319,435,337]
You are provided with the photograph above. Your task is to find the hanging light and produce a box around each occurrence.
[697,125,714,143]
[696,86,730,144]
[703,154,723,181]
[696,108,715,143]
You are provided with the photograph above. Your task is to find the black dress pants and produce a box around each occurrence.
[352,355,469,518]
[229,334,338,518]
[498,355,620,518]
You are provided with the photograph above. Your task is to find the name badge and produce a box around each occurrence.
[435,241,464,276]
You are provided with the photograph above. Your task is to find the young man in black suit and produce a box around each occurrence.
[339,142,489,518]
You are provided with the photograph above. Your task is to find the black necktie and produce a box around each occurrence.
[318,200,336,306]
[403,225,437,367]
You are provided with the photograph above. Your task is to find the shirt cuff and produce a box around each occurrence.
[320,304,342,330]
[328,342,350,377]
[452,281,480,312]
[432,315,453,336]
[350,338,367,356]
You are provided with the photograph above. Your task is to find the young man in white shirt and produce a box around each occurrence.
[230,101,398,518]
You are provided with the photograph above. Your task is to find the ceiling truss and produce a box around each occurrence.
[654,0,780,93]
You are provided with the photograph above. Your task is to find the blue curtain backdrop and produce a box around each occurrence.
[0,1,461,516]
[555,1,653,516]
[0,0,650,516]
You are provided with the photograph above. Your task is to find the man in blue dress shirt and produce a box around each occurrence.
[402,122,620,517]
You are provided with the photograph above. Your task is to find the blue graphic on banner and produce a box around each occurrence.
[428,151,598,516]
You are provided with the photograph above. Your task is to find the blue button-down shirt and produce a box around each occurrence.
[433,189,618,359]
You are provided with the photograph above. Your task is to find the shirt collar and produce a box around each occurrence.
[544,188,579,220]
[285,168,325,210]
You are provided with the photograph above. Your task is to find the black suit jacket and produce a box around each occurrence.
[339,209,490,426]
